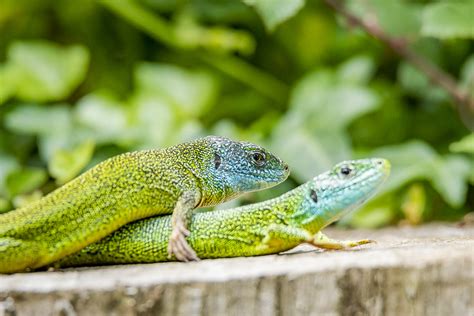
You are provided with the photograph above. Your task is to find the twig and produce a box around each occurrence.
[324,0,473,127]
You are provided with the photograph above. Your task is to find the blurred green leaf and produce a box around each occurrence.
[337,55,375,84]
[128,91,177,148]
[272,58,379,181]
[12,190,43,209]
[370,140,471,208]
[348,0,421,38]
[7,41,89,102]
[134,63,218,117]
[450,133,474,154]
[4,103,72,135]
[49,140,95,185]
[429,154,471,207]
[39,132,75,163]
[0,155,19,196]
[421,1,474,39]
[349,196,396,228]
[6,167,48,198]
[397,62,448,102]
[0,63,20,104]
[0,198,10,213]
[243,0,304,31]
[75,93,130,144]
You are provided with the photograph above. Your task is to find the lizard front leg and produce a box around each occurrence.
[310,231,374,250]
[257,224,313,252]
[168,190,200,262]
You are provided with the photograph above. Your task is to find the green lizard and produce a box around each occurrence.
[57,158,389,267]
[0,136,289,273]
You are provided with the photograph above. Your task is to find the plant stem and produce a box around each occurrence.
[324,0,473,129]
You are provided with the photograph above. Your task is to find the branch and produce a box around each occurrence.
[324,0,473,127]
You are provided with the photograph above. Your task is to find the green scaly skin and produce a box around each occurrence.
[58,158,390,267]
[0,136,289,273]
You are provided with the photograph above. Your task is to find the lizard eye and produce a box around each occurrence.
[310,189,318,203]
[340,165,352,176]
[251,151,266,166]
[214,153,222,169]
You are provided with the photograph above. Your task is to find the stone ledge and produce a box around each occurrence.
[0,224,473,316]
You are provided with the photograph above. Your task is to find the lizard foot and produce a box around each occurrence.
[167,220,200,262]
[311,232,375,250]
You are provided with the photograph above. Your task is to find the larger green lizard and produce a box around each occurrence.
[58,158,389,267]
[0,136,289,273]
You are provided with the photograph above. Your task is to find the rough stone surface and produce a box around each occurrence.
[0,224,473,316]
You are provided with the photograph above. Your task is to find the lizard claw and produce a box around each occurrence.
[167,220,199,262]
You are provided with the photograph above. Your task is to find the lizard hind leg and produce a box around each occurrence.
[310,231,374,250]
[0,237,40,273]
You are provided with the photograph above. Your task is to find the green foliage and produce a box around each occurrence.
[421,1,474,39]
[271,55,379,180]
[243,0,305,31]
[6,168,48,198]
[369,141,471,208]
[0,0,472,223]
[1,41,89,103]
[49,140,95,185]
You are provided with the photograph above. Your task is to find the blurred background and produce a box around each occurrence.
[0,0,472,228]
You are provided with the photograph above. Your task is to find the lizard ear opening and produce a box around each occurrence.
[214,153,222,169]
[310,189,318,203]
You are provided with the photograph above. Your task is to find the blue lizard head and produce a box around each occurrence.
[203,136,289,202]
[292,158,390,231]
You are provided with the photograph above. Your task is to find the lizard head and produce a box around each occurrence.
[204,136,289,200]
[292,158,390,230]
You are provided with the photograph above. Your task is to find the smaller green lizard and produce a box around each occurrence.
[0,136,289,273]
[58,158,390,267]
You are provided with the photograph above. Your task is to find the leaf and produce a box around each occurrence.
[429,155,471,207]
[272,128,351,181]
[347,0,421,38]
[0,155,19,196]
[74,93,130,144]
[7,40,90,102]
[12,190,43,209]
[421,1,474,39]
[0,63,20,105]
[290,69,379,130]
[128,92,177,149]
[6,167,48,198]
[4,103,72,136]
[271,59,379,181]
[397,62,448,102]
[0,198,10,213]
[344,193,396,228]
[49,140,95,185]
[370,140,471,208]
[134,63,218,117]
[243,0,305,31]
[450,133,474,154]
[337,55,375,85]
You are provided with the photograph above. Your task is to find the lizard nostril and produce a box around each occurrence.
[284,164,289,172]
